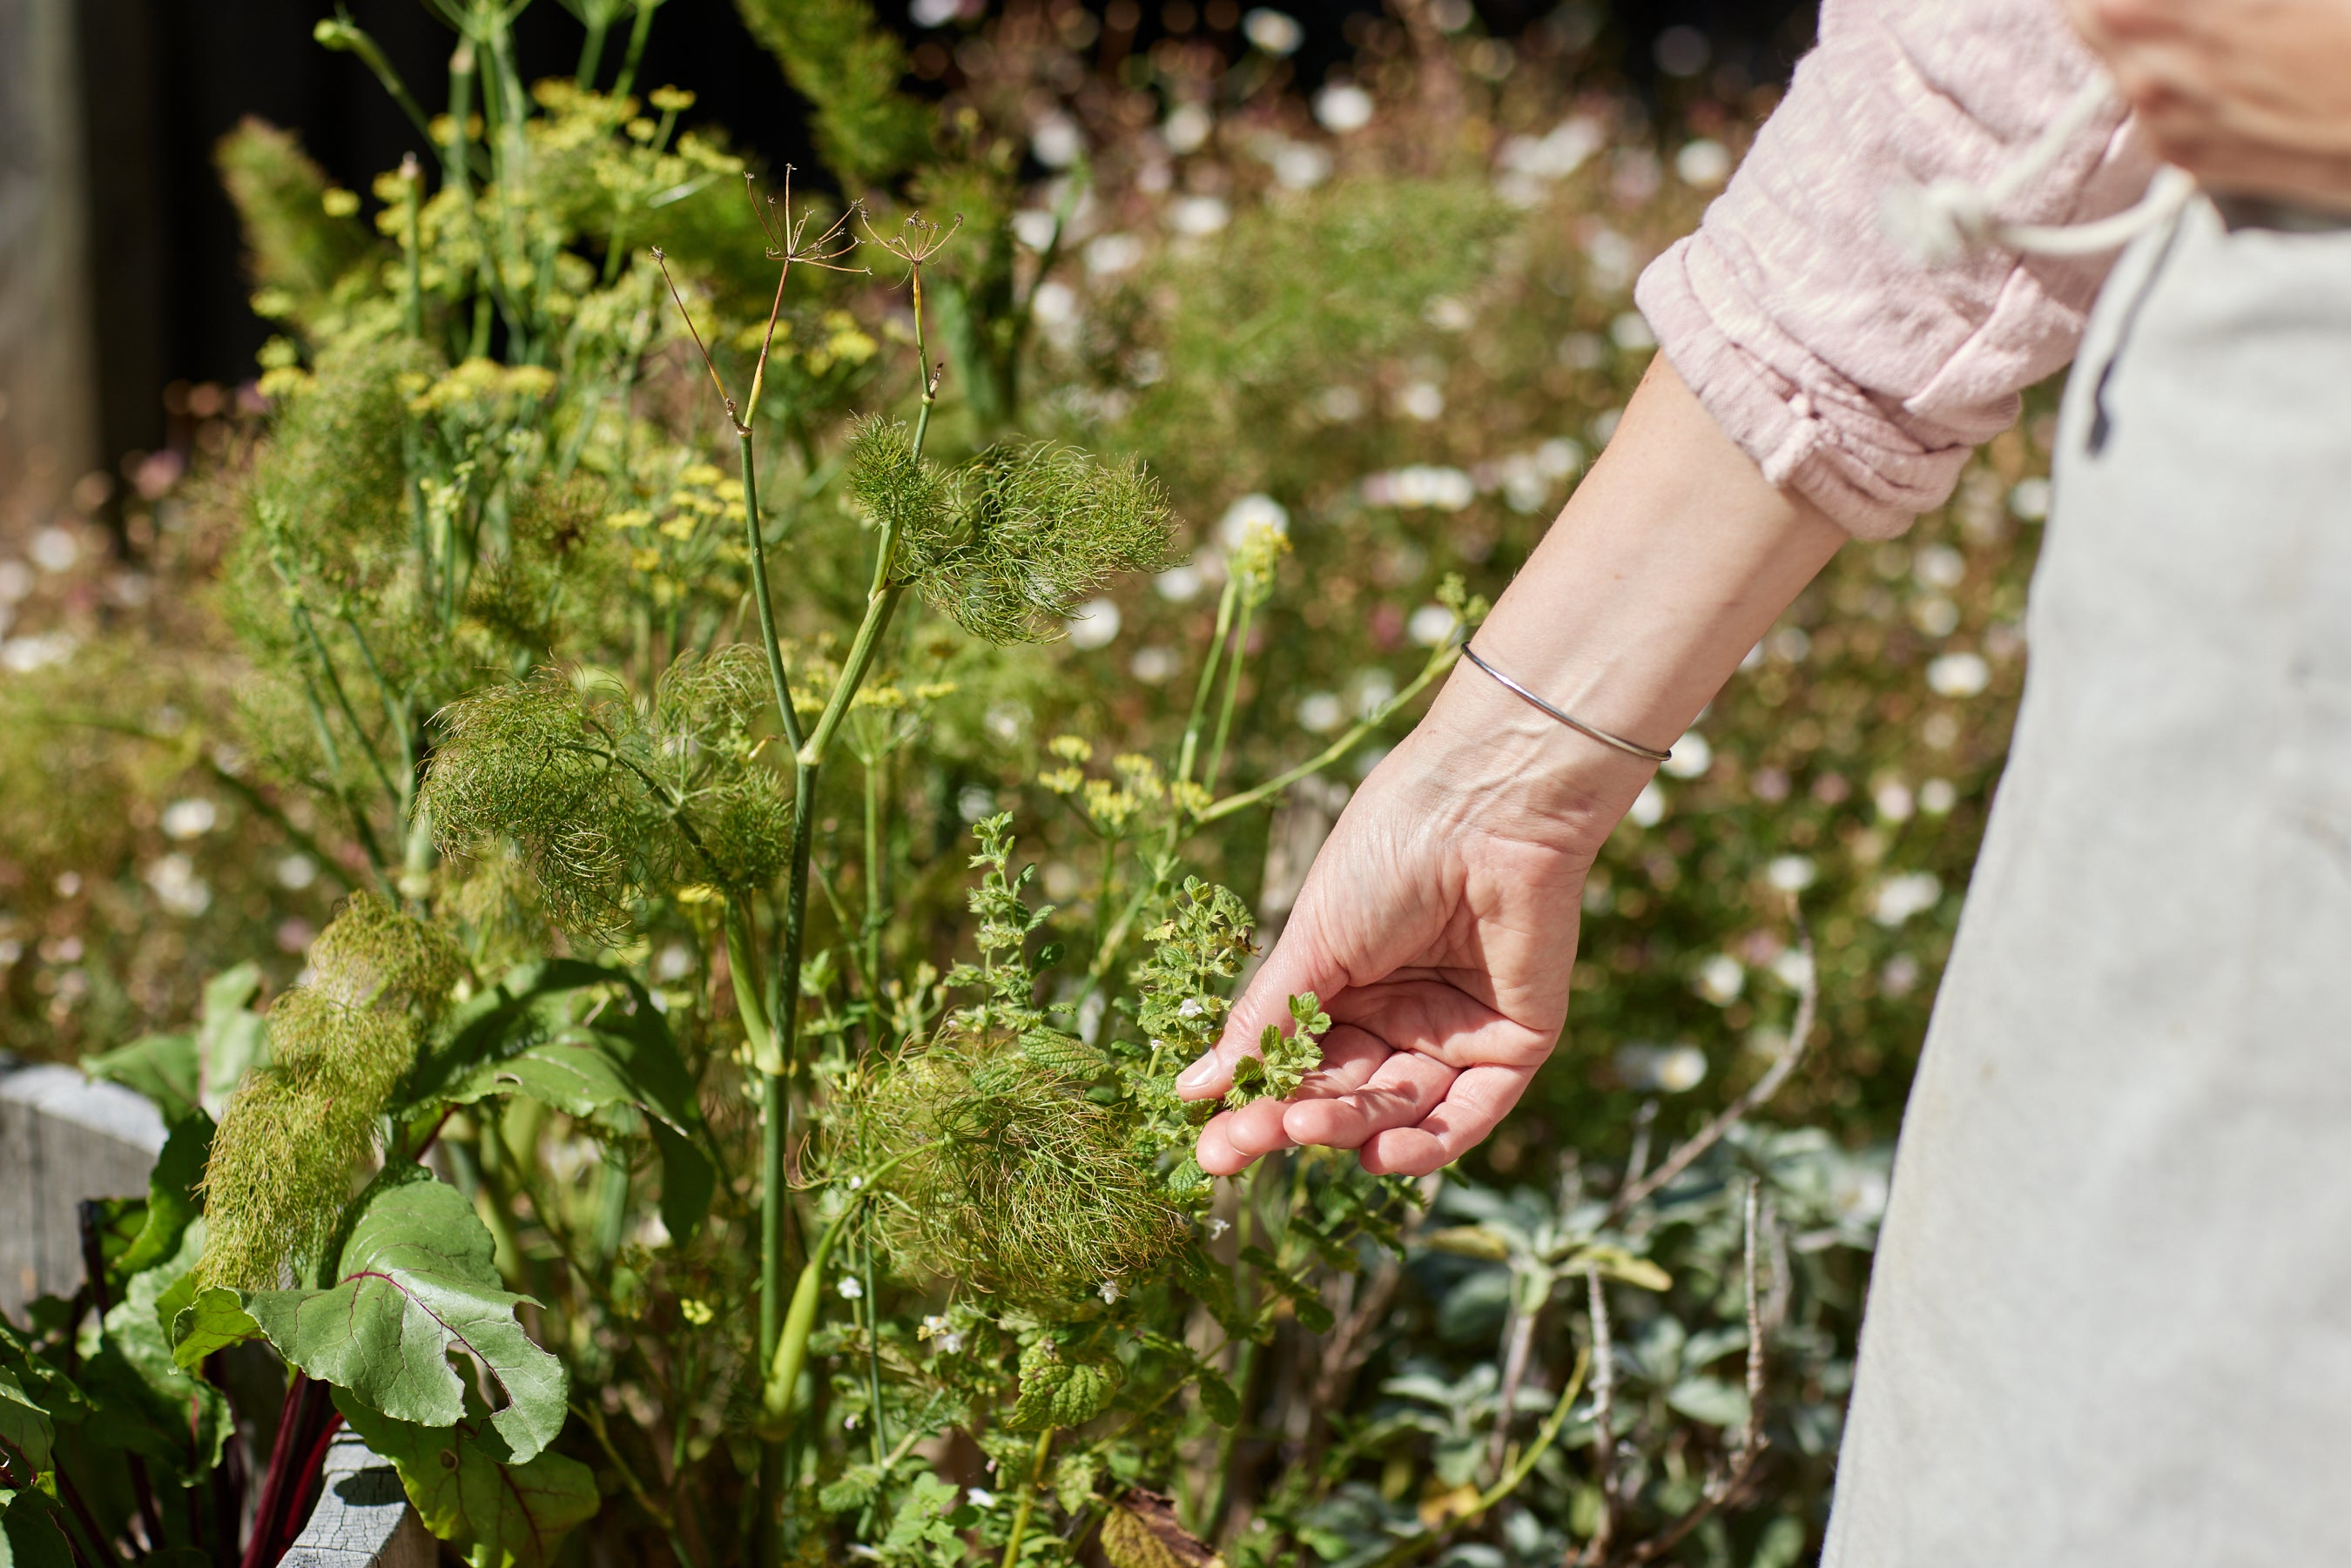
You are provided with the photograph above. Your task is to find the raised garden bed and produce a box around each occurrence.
[1,1056,425,1568]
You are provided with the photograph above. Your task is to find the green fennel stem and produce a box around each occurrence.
[286,663,392,883]
[1201,595,1256,797]
[738,435,805,754]
[313,20,435,150]
[862,1235,886,1464]
[751,256,938,1559]
[999,1425,1057,1568]
[575,10,610,87]
[797,582,906,770]
[759,1150,919,1429]
[1195,641,1461,824]
[261,528,401,811]
[611,0,659,100]
[705,240,812,1568]
[757,762,818,1566]
[864,757,886,1021]
[1176,574,1239,787]
[724,898,779,1072]
[401,159,425,340]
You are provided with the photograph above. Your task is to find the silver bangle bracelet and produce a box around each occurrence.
[1459,643,1674,764]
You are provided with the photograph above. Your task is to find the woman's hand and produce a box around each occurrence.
[1175,357,1849,1179]
[1175,672,1635,1177]
[2071,0,2351,212]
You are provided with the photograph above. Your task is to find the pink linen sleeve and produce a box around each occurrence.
[1633,0,2159,537]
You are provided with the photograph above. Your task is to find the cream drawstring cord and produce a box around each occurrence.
[1878,72,2197,264]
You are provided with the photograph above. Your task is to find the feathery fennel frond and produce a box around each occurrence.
[420,649,791,939]
[845,414,952,548]
[199,894,460,1290]
[215,117,380,308]
[732,0,933,187]
[906,442,1177,644]
[839,1029,1186,1303]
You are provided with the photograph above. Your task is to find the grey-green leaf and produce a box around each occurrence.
[240,1166,566,1460]
[336,1394,597,1568]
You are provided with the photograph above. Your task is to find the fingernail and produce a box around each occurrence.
[1176,1054,1217,1093]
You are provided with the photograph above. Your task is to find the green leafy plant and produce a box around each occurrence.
[3,1,2021,1564]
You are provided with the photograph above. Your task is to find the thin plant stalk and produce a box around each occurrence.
[1201,593,1256,797]
[1485,1292,1539,1482]
[1604,900,1815,1223]
[862,1234,886,1464]
[1583,1269,1616,1566]
[1195,637,1458,824]
[1176,575,1239,788]
[863,752,886,1019]
[1361,1349,1592,1568]
[610,0,660,100]
[1088,613,1458,996]
[998,1426,1057,1568]
[313,19,436,149]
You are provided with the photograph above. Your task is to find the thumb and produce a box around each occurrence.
[1176,911,1348,1101]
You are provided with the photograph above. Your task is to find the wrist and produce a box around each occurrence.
[1384,655,1659,856]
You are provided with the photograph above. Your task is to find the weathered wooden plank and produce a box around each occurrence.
[0,1057,167,1319]
[280,1429,435,1568]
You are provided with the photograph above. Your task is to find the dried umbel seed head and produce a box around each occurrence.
[839,1030,1186,1303]
[197,894,457,1291]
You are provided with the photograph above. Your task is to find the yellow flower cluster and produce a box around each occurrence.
[729,311,879,377]
[851,679,959,711]
[1041,742,1171,837]
[597,460,750,593]
[403,358,558,417]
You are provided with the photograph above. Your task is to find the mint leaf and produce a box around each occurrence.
[1008,1339,1124,1431]
[1222,992,1330,1108]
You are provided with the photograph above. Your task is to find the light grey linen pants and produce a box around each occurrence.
[1822,196,2351,1564]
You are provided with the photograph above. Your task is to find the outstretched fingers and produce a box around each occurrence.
[1356,1063,1539,1176]
[1196,1100,1290,1175]
[1195,1027,1388,1175]
[1282,1046,1456,1150]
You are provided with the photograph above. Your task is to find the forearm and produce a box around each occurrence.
[1409,355,1849,843]
[1188,359,1855,1172]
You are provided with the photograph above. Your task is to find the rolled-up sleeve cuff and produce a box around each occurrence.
[1637,234,1986,541]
